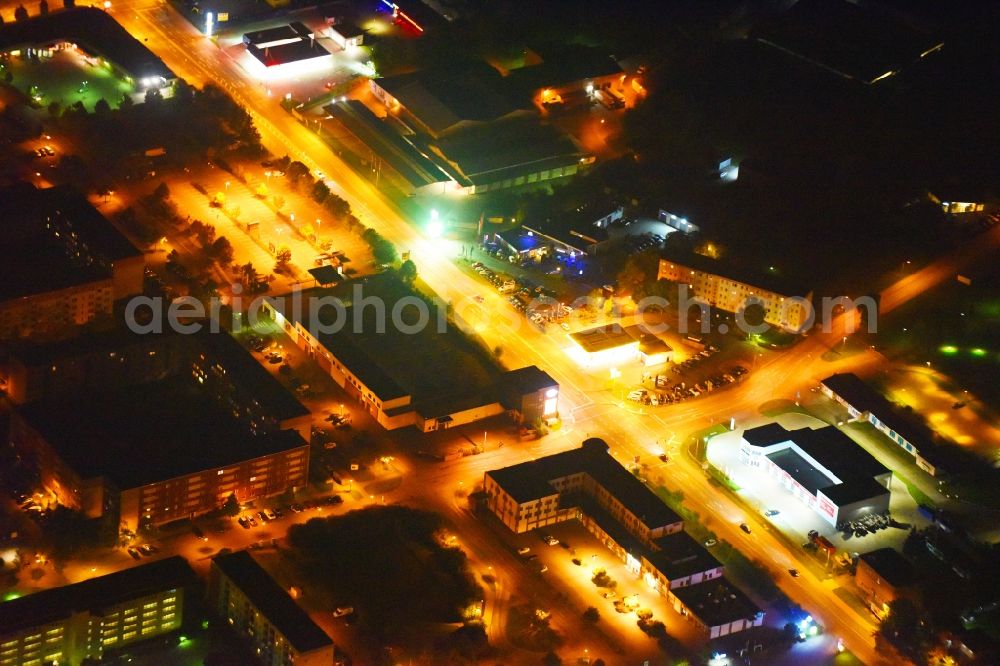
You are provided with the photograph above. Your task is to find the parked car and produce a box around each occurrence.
[333,607,354,618]
[704,538,717,548]
[764,509,780,517]
[740,523,752,534]
[518,546,531,555]
[238,516,251,529]
[541,534,559,546]
[127,547,142,560]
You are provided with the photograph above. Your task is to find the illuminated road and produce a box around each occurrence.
[24,3,998,662]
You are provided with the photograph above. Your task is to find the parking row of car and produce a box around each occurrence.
[236,496,344,529]
[670,346,721,374]
[126,543,159,560]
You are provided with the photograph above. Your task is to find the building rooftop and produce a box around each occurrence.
[821,373,937,452]
[858,548,916,588]
[0,184,142,302]
[646,531,723,581]
[325,100,450,188]
[0,556,196,636]
[486,439,681,529]
[819,477,892,506]
[332,21,364,39]
[671,579,762,628]
[193,329,310,422]
[765,447,834,495]
[523,204,620,254]
[270,272,502,402]
[744,423,890,501]
[570,324,637,354]
[375,63,523,136]
[509,44,623,95]
[248,38,331,68]
[18,378,308,488]
[499,366,558,396]
[433,118,584,186]
[212,551,333,654]
[753,0,941,84]
[0,7,174,80]
[243,25,302,47]
[659,247,810,298]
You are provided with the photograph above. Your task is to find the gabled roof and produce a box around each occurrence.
[660,247,810,298]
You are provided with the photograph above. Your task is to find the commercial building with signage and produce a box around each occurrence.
[739,423,891,527]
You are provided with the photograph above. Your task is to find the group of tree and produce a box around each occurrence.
[361,227,398,265]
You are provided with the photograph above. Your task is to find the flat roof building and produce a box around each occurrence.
[7,326,311,531]
[0,185,143,340]
[740,423,892,528]
[855,548,915,618]
[657,248,813,332]
[210,551,334,666]
[0,7,174,87]
[821,372,945,476]
[0,556,196,666]
[262,273,558,432]
[670,578,765,639]
[483,439,762,638]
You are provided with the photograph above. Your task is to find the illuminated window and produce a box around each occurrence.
[103,637,118,646]
[123,631,137,640]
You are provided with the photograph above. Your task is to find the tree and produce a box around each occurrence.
[274,247,292,274]
[144,87,162,105]
[153,181,170,200]
[541,652,561,666]
[241,262,258,287]
[211,237,234,265]
[312,179,330,203]
[39,0,48,14]
[63,0,74,7]
[14,5,27,20]
[94,98,111,115]
[324,193,351,220]
[398,259,417,284]
[47,101,61,118]
[222,493,240,517]
[582,607,600,623]
[119,93,133,109]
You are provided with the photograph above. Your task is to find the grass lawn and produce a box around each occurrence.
[4,48,134,111]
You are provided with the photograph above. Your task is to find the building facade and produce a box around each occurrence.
[0,557,195,666]
[209,551,335,666]
[657,256,812,332]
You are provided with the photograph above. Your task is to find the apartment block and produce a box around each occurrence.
[0,557,196,666]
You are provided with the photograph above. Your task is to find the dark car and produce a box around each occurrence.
[740,523,752,534]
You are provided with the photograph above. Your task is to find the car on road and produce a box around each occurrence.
[324,495,344,505]
[290,503,304,513]
[538,564,548,573]
[789,569,800,577]
[703,538,717,548]
[333,607,354,618]
[541,534,559,546]
[764,509,780,517]
[602,591,617,599]
[740,523,752,534]
[139,544,157,555]
[517,546,531,555]
[127,547,142,560]
[658,453,669,462]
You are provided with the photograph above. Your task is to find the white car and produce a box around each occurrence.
[333,606,354,618]
[518,546,531,555]
[542,535,559,546]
